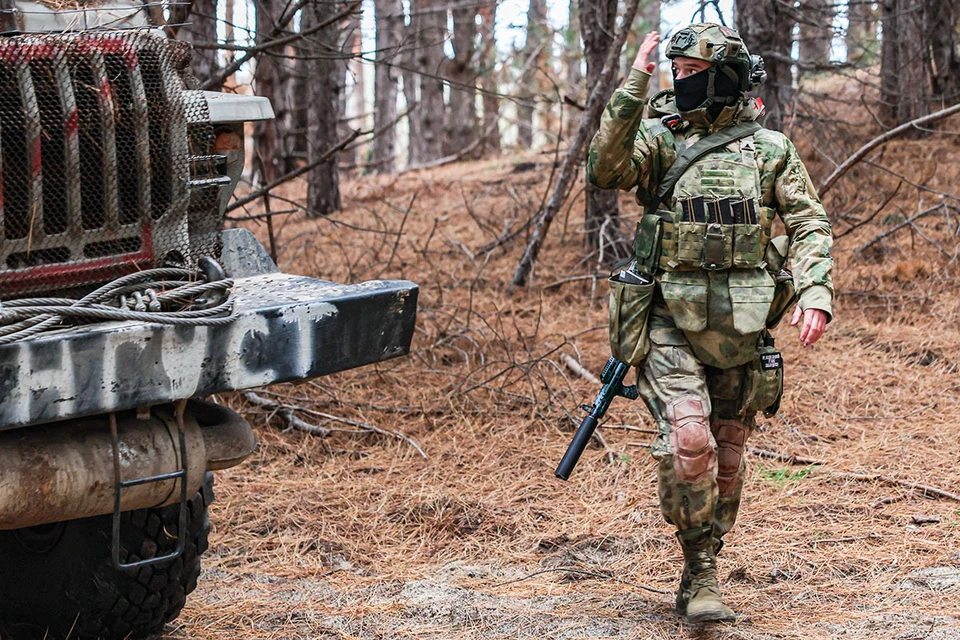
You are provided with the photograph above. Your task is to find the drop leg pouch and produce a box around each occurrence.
[740,338,784,417]
[609,275,657,366]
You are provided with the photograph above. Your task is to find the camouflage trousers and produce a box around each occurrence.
[638,300,758,541]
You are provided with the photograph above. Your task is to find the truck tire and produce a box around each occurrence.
[0,473,214,640]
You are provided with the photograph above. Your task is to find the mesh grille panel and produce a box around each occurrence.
[0,31,217,299]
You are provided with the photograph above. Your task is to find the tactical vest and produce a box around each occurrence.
[650,128,772,273]
[628,120,790,365]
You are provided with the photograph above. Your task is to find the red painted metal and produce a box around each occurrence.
[0,34,167,297]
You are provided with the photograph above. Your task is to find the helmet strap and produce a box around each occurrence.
[719,65,742,104]
[702,64,744,110]
[703,66,717,110]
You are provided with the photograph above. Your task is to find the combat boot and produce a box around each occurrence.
[675,532,724,615]
[675,526,736,623]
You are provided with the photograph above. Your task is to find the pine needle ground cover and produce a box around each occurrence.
[170,129,960,639]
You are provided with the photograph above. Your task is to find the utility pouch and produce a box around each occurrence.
[741,334,784,417]
[634,214,664,275]
[763,236,796,329]
[702,223,731,270]
[763,235,790,273]
[608,268,656,366]
[767,270,796,329]
[728,269,775,335]
[733,224,763,268]
[660,270,709,332]
[758,206,776,247]
[676,222,706,266]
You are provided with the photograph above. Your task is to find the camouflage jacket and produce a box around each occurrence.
[588,68,834,368]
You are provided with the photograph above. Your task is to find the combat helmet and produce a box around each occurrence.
[665,23,766,113]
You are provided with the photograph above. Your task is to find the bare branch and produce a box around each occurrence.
[508,0,642,290]
[819,101,960,196]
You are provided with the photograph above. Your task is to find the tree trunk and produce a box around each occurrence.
[477,3,501,154]
[413,0,446,162]
[179,0,220,89]
[797,0,834,68]
[400,11,423,167]
[845,0,878,65]
[564,0,584,142]
[925,0,960,103]
[517,0,547,149]
[581,0,620,254]
[445,1,480,155]
[305,0,344,216]
[252,0,287,182]
[373,0,403,172]
[880,0,929,130]
[566,0,583,101]
[344,15,366,167]
[289,32,311,172]
[224,0,234,68]
[735,0,795,132]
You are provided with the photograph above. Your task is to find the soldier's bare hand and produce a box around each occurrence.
[790,307,828,347]
[632,32,660,74]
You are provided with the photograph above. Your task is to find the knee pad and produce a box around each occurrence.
[713,418,750,496]
[668,396,715,483]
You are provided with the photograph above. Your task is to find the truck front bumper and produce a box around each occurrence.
[0,267,418,431]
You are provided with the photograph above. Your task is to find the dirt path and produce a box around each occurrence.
[172,557,960,639]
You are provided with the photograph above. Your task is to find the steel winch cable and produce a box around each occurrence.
[0,263,236,345]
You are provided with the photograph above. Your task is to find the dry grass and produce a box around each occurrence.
[167,124,960,638]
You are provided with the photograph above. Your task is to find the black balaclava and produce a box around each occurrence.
[674,66,741,121]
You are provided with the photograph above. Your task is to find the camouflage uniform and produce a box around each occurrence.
[588,23,834,620]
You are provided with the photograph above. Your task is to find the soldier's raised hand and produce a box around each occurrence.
[632,32,660,74]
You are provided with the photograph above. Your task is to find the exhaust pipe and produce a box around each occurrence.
[0,400,256,530]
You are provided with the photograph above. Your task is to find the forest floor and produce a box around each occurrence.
[169,125,960,639]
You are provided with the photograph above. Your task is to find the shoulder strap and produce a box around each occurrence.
[647,121,762,215]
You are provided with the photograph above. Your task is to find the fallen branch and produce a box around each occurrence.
[491,566,670,594]
[543,273,605,292]
[829,471,960,502]
[508,0,642,291]
[243,390,330,436]
[819,101,960,196]
[242,391,427,458]
[747,446,825,466]
[561,354,600,385]
[601,424,657,435]
[856,204,944,255]
[872,493,912,508]
[808,533,883,546]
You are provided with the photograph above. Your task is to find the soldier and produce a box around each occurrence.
[588,25,833,622]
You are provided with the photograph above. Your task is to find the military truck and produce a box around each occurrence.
[0,2,418,638]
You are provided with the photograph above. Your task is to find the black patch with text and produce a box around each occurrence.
[760,352,783,371]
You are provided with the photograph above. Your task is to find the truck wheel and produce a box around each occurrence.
[0,473,214,640]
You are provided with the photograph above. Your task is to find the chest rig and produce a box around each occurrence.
[634,121,772,274]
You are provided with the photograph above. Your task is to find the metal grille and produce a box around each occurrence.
[0,31,218,299]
